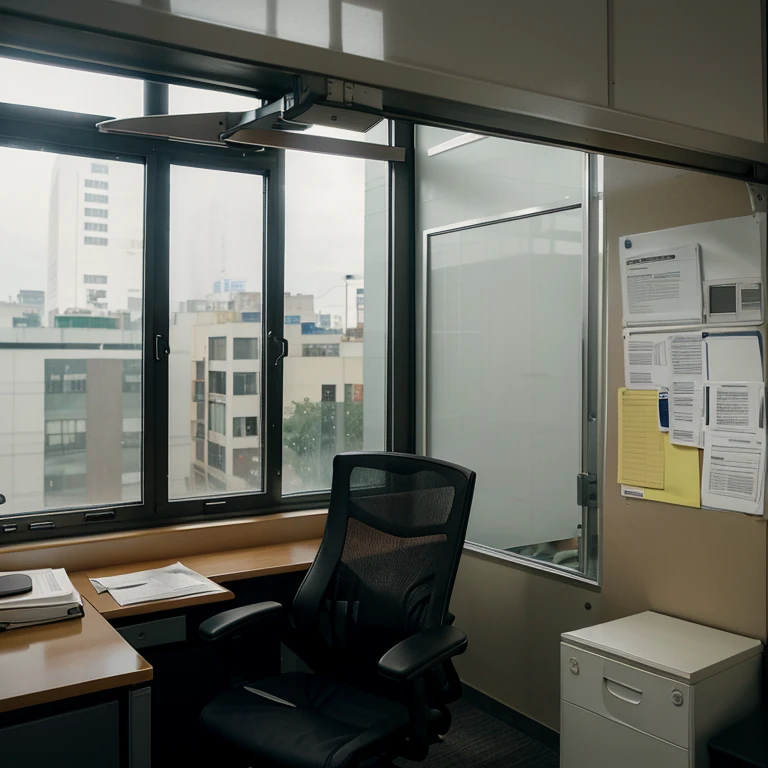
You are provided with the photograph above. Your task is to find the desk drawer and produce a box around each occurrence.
[561,643,690,748]
[118,616,186,649]
[561,702,689,768]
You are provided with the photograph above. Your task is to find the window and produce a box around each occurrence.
[0,142,144,518]
[208,402,226,435]
[233,372,258,395]
[417,127,598,581]
[208,371,226,395]
[208,337,227,361]
[282,124,388,495]
[0,60,400,539]
[207,441,226,472]
[302,343,340,357]
[45,419,86,451]
[321,384,336,403]
[122,360,141,393]
[168,84,261,115]
[233,416,258,437]
[233,337,259,359]
[345,383,364,402]
[86,289,107,302]
[233,448,260,481]
[169,166,264,500]
[46,360,87,393]
[0,56,143,117]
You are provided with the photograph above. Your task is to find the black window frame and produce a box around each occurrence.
[0,64,415,543]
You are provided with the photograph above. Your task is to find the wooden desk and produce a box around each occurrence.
[71,538,321,619]
[0,601,152,714]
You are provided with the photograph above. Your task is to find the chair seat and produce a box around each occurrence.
[200,672,411,768]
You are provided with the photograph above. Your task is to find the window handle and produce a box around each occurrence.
[155,334,171,361]
[274,337,288,367]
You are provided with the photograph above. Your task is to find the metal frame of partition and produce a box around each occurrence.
[420,158,602,585]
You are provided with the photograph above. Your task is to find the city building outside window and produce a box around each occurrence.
[233,372,258,396]
[233,416,258,437]
[208,336,226,361]
[233,337,258,359]
[208,371,226,395]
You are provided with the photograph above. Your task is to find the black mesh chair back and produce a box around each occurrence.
[290,452,476,686]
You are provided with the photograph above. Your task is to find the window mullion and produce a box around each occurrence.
[264,153,286,506]
[147,153,171,512]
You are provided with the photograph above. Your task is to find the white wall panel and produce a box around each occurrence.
[612,0,766,142]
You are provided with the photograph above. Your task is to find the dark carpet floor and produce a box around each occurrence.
[395,700,559,768]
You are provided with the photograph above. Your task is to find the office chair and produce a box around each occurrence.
[197,451,476,767]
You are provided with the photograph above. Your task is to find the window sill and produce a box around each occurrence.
[463,541,601,590]
[0,508,327,573]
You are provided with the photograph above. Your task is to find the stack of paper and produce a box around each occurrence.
[90,562,226,607]
[0,569,83,630]
[621,329,766,515]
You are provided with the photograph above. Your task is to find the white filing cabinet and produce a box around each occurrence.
[561,612,762,768]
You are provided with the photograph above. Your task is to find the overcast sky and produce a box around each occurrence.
[0,56,371,320]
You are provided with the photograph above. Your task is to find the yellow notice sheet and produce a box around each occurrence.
[617,388,664,489]
[641,435,700,508]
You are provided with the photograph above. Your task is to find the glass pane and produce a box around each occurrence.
[282,124,388,494]
[0,56,143,118]
[0,147,145,515]
[169,165,264,499]
[427,209,584,567]
[168,84,261,114]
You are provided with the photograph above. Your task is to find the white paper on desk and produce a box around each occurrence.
[706,382,765,433]
[623,333,669,389]
[90,562,225,606]
[620,243,702,326]
[702,432,766,515]
[668,333,705,447]
[705,335,763,382]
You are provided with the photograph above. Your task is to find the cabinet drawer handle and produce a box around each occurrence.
[604,677,642,705]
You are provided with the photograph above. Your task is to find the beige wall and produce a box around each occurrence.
[601,158,767,641]
[450,157,768,732]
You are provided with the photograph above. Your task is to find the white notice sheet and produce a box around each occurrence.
[668,333,705,448]
[620,243,702,326]
[706,382,765,434]
[89,562,226,606]
[702,432,765,515]
[623,332,669,389]
[705,335,763,382]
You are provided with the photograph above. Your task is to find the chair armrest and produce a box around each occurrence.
[378,626,468,682]
[198,601,283,643]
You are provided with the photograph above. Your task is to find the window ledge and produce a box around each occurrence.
[463,542,601,590]
[0,509,327,573]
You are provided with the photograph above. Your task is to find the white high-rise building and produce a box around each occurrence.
[47,156,144,321]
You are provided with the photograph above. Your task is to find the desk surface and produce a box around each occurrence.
[0,601,152,714]
[71,538,321,619]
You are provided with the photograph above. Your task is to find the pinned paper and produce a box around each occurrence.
[617,388,664,489]
[622,434,700,508]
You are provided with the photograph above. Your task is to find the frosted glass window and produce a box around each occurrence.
[426,207,588,573]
